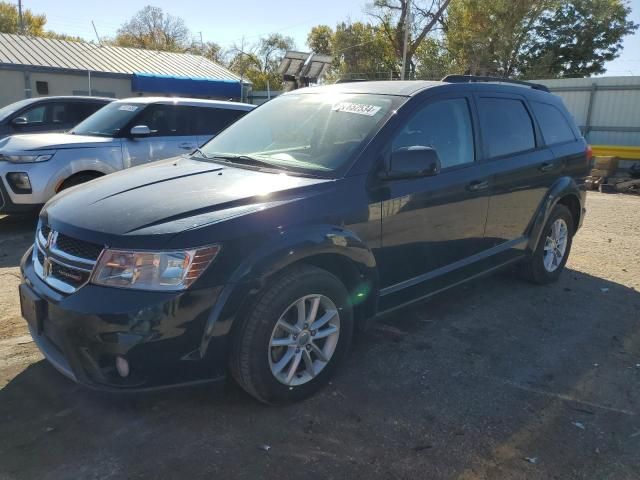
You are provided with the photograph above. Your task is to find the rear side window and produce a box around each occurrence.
[531,101,575,145]
[195,107,247,135]
[477,98,535,158]
[392,98,475,168]
[67,102,106,124]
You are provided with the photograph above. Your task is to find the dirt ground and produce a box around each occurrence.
[0,192,639,480]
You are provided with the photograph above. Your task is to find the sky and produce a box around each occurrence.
[16,0,640,76]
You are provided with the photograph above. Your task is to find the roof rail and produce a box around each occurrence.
[441,75,550,93]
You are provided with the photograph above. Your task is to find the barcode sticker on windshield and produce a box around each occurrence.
[118,105,138,112]
[332,102,381,116]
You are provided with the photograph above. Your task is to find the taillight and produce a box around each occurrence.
[586,145,593,162]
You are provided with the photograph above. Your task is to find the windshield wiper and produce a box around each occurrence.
[207,153,290,171]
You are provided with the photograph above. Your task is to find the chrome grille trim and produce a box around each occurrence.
[33,223,103,294]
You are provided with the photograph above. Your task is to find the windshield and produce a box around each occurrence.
[0,99,35,122]
[200,93,398,174]
[71,102,143,137]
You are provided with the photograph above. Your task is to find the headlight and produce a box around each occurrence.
[4,153,54,163]
[92,245,220,291]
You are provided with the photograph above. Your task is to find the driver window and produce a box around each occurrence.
[392,98,475,168]
[21,105,47,125]
[134,105,177,137]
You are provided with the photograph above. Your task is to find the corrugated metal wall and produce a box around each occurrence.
[535,76,640,146]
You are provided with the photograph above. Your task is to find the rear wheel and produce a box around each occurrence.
[520,204,574,284]
[229,265,353,404]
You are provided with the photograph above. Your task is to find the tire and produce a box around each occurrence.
[58,173,102,191]
[229,265,353,404]
[519,204,574,284]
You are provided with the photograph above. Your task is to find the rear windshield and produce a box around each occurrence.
[71,102,144,137]
[200,93,399,175]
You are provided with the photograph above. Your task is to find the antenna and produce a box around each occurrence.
[91,21,102,46]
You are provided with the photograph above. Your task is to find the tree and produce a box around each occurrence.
[307,25,333,54]
[306,22,398,81]
[443,0,637,78]
[113,6,190,51]
[0,1,46,36]
[520,0,638,78]
[228,34,295,90]
[368,0,452,78]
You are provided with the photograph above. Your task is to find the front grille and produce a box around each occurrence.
[51,262,90,287]
[55,233,103,261]
[34,222,103,294]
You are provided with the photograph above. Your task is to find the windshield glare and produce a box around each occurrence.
[71,102,143,137]
[200,93,396,174]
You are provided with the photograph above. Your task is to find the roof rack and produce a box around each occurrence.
[441,75,550,93]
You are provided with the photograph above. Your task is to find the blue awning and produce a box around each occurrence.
[131,73,242,98]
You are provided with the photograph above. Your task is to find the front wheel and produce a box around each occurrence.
[520,204,574,284]
[229,265,353,404]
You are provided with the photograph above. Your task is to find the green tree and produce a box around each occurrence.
[368,0,452,78]
[228,34,295,90]
[113,6,190,51]
[307,25,333,54]
[0,1,46,35]
[521,0,638,78]
[444,0,637,78]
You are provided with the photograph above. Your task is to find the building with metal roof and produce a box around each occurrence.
[0,33,249,108]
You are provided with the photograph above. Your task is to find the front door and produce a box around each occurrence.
[377,95,491,294]
[122,104,198,168]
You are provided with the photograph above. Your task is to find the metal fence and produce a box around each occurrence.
[535,76,640,147]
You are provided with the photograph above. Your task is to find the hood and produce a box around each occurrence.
[43,157,333,247]
[0,133,117,152]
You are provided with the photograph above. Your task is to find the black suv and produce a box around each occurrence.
[19,77,589,403]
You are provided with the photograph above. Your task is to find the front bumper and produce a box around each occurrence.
[20,247,228,391]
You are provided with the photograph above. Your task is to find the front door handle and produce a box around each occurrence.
[179,142,194,150]
[466,180,489,192]
[539,161,555,172]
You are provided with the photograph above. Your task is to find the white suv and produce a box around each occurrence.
[0,97,254,213]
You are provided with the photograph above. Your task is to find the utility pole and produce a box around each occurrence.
[91,21,102,45]
[18,0,25,34]
[199,31,204,56]
[400,0,411,81]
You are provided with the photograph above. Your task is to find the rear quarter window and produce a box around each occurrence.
[477,97,535,158]
[530,101,576,145]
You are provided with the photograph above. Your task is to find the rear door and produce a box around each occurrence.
[378,93,491,291]
[122,104,198,166]
[194,107,248,146]
[476,93,556,252]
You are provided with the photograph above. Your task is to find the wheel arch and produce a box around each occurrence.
[198,226,379,358]
[56,170,105,191]
[527,176,584,252]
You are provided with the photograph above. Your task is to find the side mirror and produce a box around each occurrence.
[11,117,28,126]
[130,125,151,137]
[382,146,441,180]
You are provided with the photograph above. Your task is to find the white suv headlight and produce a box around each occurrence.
[92,245,220,291]
[4,153,54,163]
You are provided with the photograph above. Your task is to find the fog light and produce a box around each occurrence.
[115,356,130,378]
[6,172,32,193]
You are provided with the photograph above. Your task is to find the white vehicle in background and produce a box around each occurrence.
[0,97,254,214]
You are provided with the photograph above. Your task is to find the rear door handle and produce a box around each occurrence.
[539,161,555,172]
[466,180,489,192]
